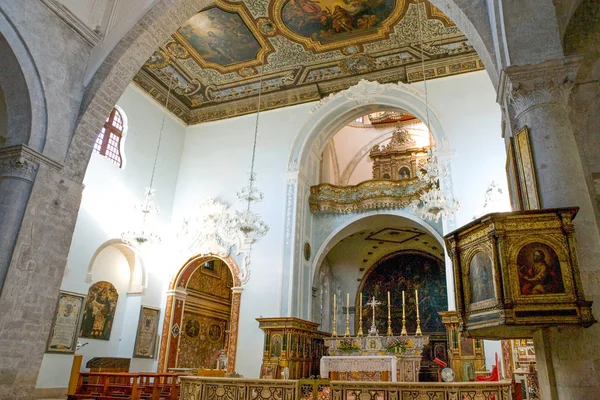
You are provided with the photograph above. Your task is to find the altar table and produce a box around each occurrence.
[320,356,397,382]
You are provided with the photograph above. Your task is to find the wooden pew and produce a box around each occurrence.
[68,372,183,400]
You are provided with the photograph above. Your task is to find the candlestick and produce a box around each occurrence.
[357,292,364,337]
[401,290,407,336]
[387,291,392,336]
[415,289,422,335]
[344,293,350,337]
[332,293,337,337]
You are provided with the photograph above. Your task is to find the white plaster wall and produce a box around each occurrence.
[172,103,314,378]
[55,0,115,33]
[417,71,511,225]
[35,84,186,389]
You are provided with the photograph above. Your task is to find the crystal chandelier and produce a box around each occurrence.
[177,60,268,283]
[231,57,269,243]
[121,76,174,247]
[410,3,459,223]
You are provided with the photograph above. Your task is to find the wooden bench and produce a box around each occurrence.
[68,372,183,400]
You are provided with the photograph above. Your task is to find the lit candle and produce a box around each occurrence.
[402,290,405,318]
[387,291,391,319]
[415,289,419,319]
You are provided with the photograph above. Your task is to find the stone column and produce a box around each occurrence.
[0,147,82,400]
[499,57,600,399]
[0,146,38,292]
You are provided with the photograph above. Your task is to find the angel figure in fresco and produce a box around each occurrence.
[332,5,354,32]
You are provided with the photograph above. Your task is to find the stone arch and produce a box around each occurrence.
[0,9,46,151]
[158,253,242,374]
[64,0,498,183]
[85,239,147,295]
[311,211,446,288]
[289,80,450,183]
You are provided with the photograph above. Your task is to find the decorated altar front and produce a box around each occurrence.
[321,292,428,382]
[322,335,428,382]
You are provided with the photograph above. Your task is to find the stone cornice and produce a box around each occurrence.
[0,145,63,182]
[498,56,582,119]
[39,0,101,47]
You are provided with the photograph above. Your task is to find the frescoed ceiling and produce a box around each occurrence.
[134,0,484,125]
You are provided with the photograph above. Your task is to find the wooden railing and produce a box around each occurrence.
[179,376,512,400]
[68,372,182,400]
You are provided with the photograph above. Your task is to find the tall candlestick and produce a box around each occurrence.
[402,291,405,318]
[357,292,363,336]
[415,289,422,335]
[345,293,350,337]
[401,290,407,335]
[332,293,337,337]
[386,291,392,336]
[415,289,419,318]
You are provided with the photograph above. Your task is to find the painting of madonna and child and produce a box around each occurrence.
[282,0,397,43]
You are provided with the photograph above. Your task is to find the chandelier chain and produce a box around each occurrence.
[148,75,174,192]
[417,2,431,138]
[245,56,266,214]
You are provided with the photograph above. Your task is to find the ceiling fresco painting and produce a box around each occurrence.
[134,0,484,125]
[177,7,262,67]
[279,0,401,47]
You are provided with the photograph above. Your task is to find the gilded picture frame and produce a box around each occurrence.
[46,291,86,354]
[513,126,540,210]
[505,137,522,211]
[133,306,161,358]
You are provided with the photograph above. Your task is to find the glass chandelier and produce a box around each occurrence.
[410,3,459,223]
[121,76,174,247]
[230,57,269,243]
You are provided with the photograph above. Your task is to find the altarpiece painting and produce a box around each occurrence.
[80,281,119,340]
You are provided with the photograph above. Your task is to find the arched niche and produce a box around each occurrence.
[304,210,454,320]
[0,15,46,151]
[86,239,147,295]
[158,254,242,374]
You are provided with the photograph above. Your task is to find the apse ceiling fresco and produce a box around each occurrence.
[134,0,484,124]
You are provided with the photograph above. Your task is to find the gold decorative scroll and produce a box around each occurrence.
[309,179,428,214]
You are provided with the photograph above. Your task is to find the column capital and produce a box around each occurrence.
[166,289,188,301]
[498,56,581,118]
[0,144,63,182]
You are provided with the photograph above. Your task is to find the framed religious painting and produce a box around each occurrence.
[46,291,86,354]
[505,137,522,211]
[133,306,161,358]
[80,281,119,340]
[513,126,540,210]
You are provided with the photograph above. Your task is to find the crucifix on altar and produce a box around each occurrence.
[366,296,382,336]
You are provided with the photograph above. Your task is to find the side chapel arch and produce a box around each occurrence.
[158,254,242,374]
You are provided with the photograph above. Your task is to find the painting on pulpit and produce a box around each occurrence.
[359,251,448,334]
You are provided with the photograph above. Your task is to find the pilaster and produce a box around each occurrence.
[498,58,600,399]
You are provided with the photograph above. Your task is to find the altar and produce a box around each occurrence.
[321,292,429,382]
[322,335,428,382]
[320,355,397,382]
